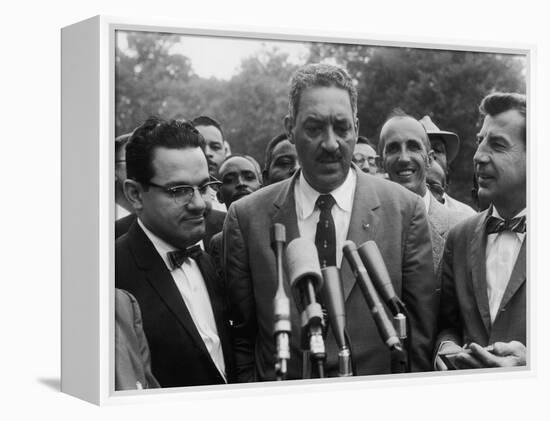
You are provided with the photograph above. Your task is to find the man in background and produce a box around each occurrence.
[209,154,263,270]
[262,133,299,185]
[419,116,476,217]
[352,135,379,174]
[192,115,230,212]
[436,93,527,370]
[426,160,447,204]
[379,110,464,270]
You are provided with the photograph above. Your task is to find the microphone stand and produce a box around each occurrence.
[271,224,291,381]
[343,241,405,374]
[357,242,410,373]
[300,283,326,379]
[321,266,352,377]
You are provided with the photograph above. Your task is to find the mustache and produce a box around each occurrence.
[234,186,253,196]
[317,150,343,162]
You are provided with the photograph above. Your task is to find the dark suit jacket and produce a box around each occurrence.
[223,169,437,381]
[116,222,234,387]
[115,209,226,254]
[437,210,526,350]
[115,289,160,390]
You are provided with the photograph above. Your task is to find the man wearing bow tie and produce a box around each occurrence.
[115,117,233,387]
[436,92,527,370]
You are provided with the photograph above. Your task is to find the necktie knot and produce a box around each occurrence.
[316,194,336,211]
[167,245,202,269]
[486,215,526,235]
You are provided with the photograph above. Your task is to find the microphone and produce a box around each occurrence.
[357,241,407,340]
[342,240,401,350]
[285,237,326,377]
[320,267,352,376]
[271,223,291,380]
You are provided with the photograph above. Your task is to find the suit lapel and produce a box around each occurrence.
[271,174,301,244]
[195,251,232,374]
[469,212,492,334]
[342,171,380,300]
[128,224,213,360]
[428,195,447,269]
[496,238,526,317]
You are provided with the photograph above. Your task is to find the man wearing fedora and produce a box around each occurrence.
[419,115,476,218]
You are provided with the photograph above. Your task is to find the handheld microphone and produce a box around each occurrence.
[321,267,352,376]
[357,241,407,340]
[342,240,401,350]
[285,238,326,376]
[271,223,291,380]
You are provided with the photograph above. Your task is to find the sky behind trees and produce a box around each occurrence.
[115,30,526,205]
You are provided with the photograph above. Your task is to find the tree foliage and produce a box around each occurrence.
[307,43,525,203]
[116,33,526,204]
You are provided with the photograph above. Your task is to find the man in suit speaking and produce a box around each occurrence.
[436,92,527,369]
[223,63,437,382]
[116,117,233,387]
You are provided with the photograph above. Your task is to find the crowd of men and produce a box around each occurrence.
[113,63,527,390]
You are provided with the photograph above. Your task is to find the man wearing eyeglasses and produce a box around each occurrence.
[352,136,379,174]
[116,117,234,388]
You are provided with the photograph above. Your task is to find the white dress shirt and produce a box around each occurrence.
[294,169,356,268]
[137,219,227,381]
[486,207,526,323]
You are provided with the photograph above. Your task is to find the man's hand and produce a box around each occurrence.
[454,341,526,369]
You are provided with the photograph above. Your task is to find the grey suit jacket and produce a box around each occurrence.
[437,210,526,349]
[427,193,469,272]
[115,289,160,390]
[224,169,437,381]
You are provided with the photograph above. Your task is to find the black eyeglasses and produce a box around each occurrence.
[142,178,222,206]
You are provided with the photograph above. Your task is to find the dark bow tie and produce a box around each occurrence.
[486,215,526,235]
[167,245,202,269]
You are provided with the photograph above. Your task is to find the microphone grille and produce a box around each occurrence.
[285,238,323,290]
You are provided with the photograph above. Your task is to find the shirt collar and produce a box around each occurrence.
[422,189,431,213]
[137,218,177,271]
[491,206,527,220]
[296,168,356,219]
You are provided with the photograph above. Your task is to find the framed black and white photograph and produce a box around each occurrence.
[58,9,539,413]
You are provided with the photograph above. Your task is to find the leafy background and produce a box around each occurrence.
[116,31,526,206]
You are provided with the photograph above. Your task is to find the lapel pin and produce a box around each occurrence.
[362,223,370,230]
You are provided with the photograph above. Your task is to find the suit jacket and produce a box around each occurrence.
[443,193,476,218]
[115,209,226,255]
[116,222,234,387]
[437,210,526,350]
[427,193,469,272]
[223,169,437,381]
[115,288,160,390]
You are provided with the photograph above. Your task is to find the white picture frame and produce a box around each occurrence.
[61,14,533,406]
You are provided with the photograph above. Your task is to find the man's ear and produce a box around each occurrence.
[355,117,360,136]
[427,150,435,168]
[123,179,144,213]
[283,115,295,144]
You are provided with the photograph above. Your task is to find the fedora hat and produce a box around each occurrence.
[419,115,460,163]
